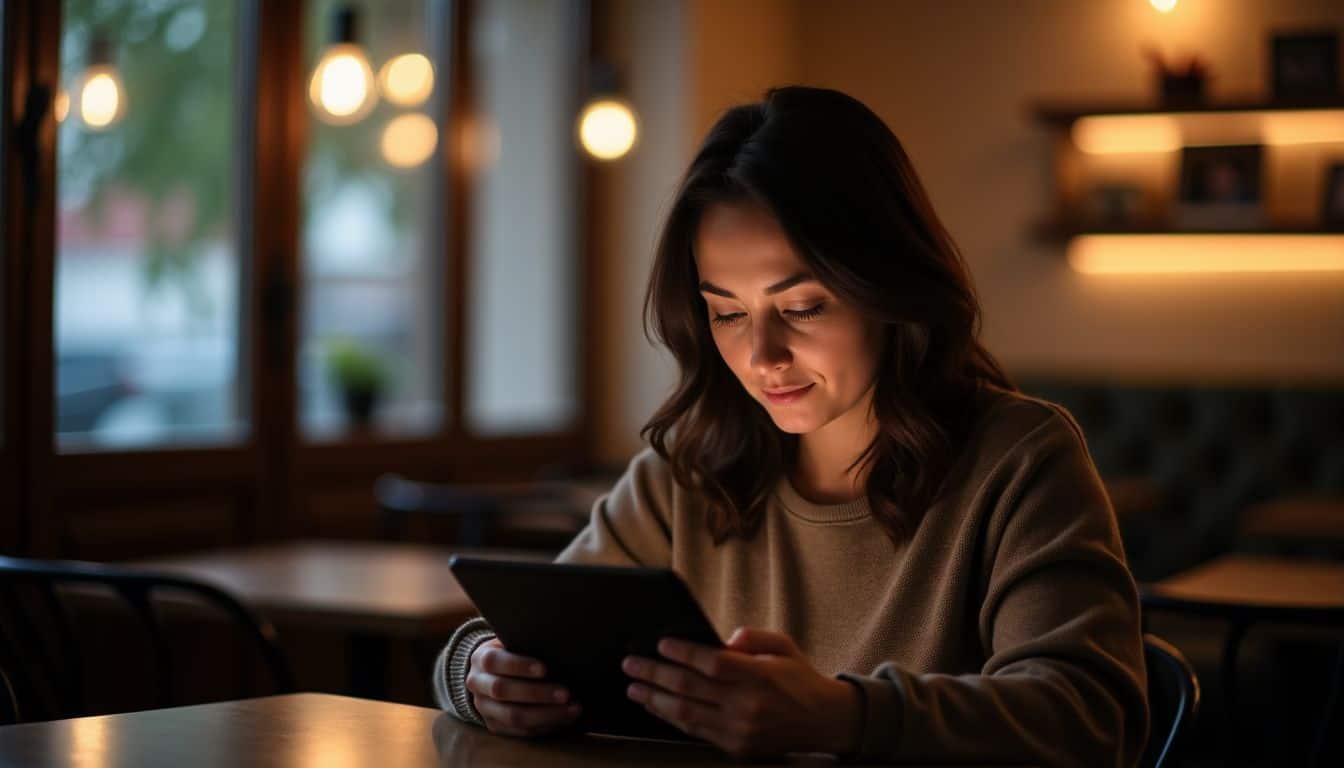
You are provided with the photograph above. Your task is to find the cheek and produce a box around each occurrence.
[711,330,750,377]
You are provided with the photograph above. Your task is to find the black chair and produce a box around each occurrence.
[0,555,294,723]
[0,664,18,726]
[1142,586,1344,767]
[374,475,591,549]
[1142,633,1201,768]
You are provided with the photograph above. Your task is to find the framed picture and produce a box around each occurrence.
[1323,163,1344,230]
[1174,145,1264,231]
[1271,31,1339,102]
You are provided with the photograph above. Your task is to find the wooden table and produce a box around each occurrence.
[1144,553,1344,611]
[132,541,548,698]
[0,693,1024,767]
[1141,554,1344,766]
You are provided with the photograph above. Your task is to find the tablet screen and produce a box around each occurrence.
[449,556,723,740]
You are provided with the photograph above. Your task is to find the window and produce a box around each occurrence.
[55,0,244,450]
[300,0,446,440]
[465,0,581,435]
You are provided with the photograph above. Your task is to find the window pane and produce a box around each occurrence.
[300,0,444,440]
[56,0,244,450]
[465,0,580,435]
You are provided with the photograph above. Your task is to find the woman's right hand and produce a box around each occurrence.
[466,638,582,737]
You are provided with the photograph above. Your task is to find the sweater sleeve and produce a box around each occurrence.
[838,410,1149,768]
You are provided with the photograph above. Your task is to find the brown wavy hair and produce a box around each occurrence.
[641,86,1013,546]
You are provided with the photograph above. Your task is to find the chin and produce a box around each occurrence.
[764,407,824,435]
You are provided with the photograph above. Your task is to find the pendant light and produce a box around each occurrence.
[309,5,377,126]
[78,35,126,130]
[577,62,637,161]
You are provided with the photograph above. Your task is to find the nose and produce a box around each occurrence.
[750,315,793,376]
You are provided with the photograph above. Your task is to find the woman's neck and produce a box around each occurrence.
[790,386,878,505]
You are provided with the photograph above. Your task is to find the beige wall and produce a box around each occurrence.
[594,0,1344,460]
[794,0,1344,382]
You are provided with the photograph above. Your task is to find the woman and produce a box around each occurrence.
[433,86,1148,766]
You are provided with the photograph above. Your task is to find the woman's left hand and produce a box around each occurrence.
[622,627,862,759]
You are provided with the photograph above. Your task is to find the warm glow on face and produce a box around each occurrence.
[1074,110,1344,154]
[309,44,376,125]
[379,53,434,107]
[1150,0,1178,12]
[695,203,882,438]
[578,98,637,160]
[381,113,438,168]
[1068,235,1344,275]
[80,69,123,129]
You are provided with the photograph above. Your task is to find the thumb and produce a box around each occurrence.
[725,627,801,657]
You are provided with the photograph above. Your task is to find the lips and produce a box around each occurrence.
[762,383,814,405]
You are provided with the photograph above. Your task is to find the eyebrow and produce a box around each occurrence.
[698,272,815,299]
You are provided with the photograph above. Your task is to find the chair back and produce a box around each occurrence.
[1142,633,1201,768]
[0,555,293,723]
[0,664,18,725]
[374,474,586,549]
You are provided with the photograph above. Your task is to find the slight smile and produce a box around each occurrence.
[762,383,814,405]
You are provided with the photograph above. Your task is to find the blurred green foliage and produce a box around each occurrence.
[58,0,432,313]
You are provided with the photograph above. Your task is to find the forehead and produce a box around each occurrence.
[694,203,807,287]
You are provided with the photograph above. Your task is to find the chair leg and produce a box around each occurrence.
[1221,621,1248,768]
[1309,640,1344,768]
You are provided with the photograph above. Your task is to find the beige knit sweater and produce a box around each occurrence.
[433,388,1149,766]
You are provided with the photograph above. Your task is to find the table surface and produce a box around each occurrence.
[1146,553,1344,609]
[132,541,549,636]
[0,693,1026,767]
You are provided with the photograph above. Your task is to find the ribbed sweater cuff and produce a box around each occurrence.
[433,616,495,726]
[837,672,905,761]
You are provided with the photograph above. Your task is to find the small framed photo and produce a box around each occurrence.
[1174,145,1264,230]
[1271,31,1339,103]
[1323,163,1344,230]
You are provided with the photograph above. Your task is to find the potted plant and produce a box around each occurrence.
[324,339,390,430]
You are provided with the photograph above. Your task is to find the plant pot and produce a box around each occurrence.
[341,387,379,429]
[1159,73,1205,107]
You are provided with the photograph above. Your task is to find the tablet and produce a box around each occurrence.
[448,556,723,740]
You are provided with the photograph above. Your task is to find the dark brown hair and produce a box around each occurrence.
[641,86,1012,546]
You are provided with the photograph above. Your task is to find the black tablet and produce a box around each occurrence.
[447,556,723,740]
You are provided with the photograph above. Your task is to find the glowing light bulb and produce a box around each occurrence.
[1150,0,1177,12]
[577,98,637,160]
[379,53,434,107]
[53,88,70,123]
[381,113,438,168]
[309,43,377,125]
[79,67,125,129]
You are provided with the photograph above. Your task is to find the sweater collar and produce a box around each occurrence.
[775,475,872,524]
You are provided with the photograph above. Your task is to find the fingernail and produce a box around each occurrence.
[530,663,543,676]
[622,657,641,674]
[553,689,568,703]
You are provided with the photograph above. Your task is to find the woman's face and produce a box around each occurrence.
[694,203,883,436]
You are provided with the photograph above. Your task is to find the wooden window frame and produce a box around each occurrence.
[1,0,598,557]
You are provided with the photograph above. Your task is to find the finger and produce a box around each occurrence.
[622,656,723,704]
[627,682,718,732]
[467,670,572,705]
[656,639,756,682]
[475,643,548,679]
[724,627,800,657]
[475,696,582,735]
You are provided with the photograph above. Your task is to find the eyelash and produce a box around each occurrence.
[711,303,825,327]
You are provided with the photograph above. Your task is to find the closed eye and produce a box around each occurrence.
[784,302,825,321]
[711,312,745,327]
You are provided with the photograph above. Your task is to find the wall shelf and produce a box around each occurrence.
[1033,220,1343,245]
[1033,95,1344,127]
